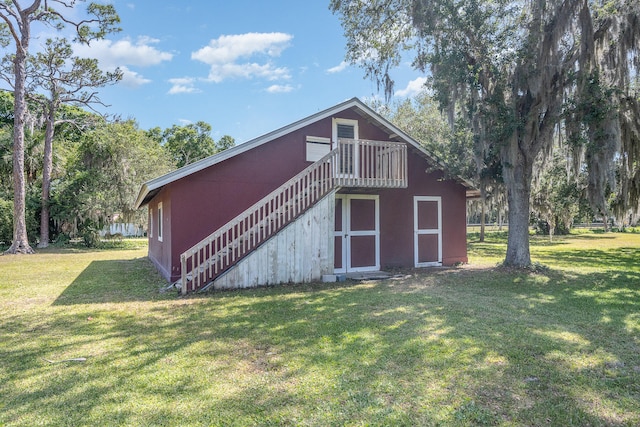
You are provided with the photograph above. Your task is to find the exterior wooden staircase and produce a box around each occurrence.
[178,139,407,294]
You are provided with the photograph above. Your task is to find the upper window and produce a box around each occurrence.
[332,118,359,143]
[157,202,163,242]
[337,123,355,139]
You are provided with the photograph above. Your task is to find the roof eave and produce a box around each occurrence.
[133,97,479,208]
[133,98,364,209]
[134,183,149,209]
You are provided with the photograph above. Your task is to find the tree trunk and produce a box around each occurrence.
[6,38,34,254]
[504,176,532,266]
[502,142,534,267]
[479,184,486,242]
[38,109,55,248]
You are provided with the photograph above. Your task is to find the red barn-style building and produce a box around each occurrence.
[135,98,478,294]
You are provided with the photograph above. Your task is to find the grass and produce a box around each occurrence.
[1,234,639,426]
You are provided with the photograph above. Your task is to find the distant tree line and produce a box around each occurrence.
[0,89,234,248]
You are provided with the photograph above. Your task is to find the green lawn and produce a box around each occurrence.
[1,234,639,426]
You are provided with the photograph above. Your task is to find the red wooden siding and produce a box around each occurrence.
[147,188,172,279]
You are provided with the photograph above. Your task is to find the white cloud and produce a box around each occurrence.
[192,32,293,82]
[74,36,173,69]
[168,77,200,95]
[395,77,428,98]
[72,36,173,88]
[327,61,348,74]
[266,84,294,94]
[119,66,151,88]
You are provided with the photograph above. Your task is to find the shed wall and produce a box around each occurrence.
[147,105,469,282]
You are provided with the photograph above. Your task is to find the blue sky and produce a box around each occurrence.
[69,1,426,143]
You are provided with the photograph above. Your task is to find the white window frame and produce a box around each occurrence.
[157,202,163,242]
[332,117,359,145]
[149,207,153,238]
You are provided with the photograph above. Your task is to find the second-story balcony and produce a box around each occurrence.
[333,138,408,188]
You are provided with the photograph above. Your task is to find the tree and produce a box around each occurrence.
[16,37,121,247]
[331,0,640,267]
[150,121,235,169]
[53,120,172,243]
[531,152,583,240]
[385,91,503,242]
[0,0,119,254]
[388,93,474,180]
[216,134,235,152]
[162,121,216,168]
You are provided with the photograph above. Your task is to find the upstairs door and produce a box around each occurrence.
[334,195,380,273]
[333,118,359,179]
[414,196,442,267]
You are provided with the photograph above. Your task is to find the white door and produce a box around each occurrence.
[333,118,359,179]
[334,195,380,273]
[414,196,442,267]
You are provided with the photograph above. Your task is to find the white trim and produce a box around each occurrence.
[332,118,359,144]
[306,136,330,144]
[149,206,153,238]
[157,202,163,242]
[414,196,442,267]
[335,194,380,273]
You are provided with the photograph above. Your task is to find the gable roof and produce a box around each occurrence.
[134,97,478,209]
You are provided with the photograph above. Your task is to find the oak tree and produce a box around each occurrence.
[331,0,640,267]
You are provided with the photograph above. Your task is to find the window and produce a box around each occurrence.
[337,123,355,139]
[332,118,359,142]
[157,202,163,242]
[149,207,153,238]
[306,136,331,162]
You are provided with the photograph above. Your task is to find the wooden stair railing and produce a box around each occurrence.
[179,139,408,294]
[179,149,337,294]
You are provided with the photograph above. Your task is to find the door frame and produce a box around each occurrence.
[334,194,380,273]
[332,118,360,179]
[414,196,442,267]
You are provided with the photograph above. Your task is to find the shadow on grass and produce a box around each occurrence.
[52,257,170,305]
[534,246,640,271]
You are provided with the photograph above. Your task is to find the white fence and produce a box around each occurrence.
[101,223,145,237]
